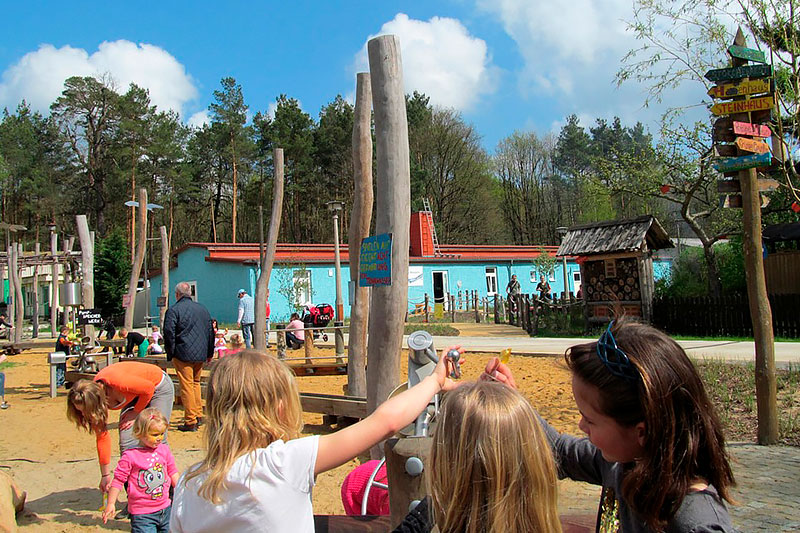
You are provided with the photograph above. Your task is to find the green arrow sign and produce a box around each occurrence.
[728,45,767,64]
[713,152,772,173]
[705,64,772,82]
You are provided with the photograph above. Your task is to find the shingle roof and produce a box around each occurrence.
[556,215,673,256]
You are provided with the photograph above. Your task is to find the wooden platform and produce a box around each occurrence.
[114,356,347,377]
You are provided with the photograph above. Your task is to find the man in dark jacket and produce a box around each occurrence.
[163,281,214,432]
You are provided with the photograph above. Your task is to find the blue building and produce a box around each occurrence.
[148,242,587,324]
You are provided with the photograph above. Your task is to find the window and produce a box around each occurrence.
[485,267,498,295]
[293,269,312,307]
[186,281,198,300]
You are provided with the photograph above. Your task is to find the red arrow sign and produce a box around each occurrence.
[733,121,772,138]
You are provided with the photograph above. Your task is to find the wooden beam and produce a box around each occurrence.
[347,72,373,398]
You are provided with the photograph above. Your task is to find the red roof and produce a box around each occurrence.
[173,242,561,264]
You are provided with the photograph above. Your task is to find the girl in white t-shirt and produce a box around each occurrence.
[170,348,463,533]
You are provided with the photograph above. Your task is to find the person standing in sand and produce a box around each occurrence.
[163,282,215,432]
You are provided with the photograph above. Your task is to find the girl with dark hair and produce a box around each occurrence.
[484,319,736,532]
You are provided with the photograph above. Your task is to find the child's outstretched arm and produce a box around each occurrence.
[315,346,464,476]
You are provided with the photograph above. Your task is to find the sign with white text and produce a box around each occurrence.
[359,233,392,287]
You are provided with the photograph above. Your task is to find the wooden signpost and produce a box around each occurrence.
[704,63,772,82]
[735,137,770,154]
[708,78,771,99]
[710,95,774,116]
[727,44,767,63]
[713,151,771,172]
[717,177,779,193]
[708,29,777,445]
[733,121,772,138]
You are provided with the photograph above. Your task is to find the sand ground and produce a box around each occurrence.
[0,340,598,532]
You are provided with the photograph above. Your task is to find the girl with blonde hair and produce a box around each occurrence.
[170,348,463,533]
[396,381,561,533]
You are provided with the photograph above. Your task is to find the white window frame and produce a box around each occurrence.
[293,269,312,307]
[485,267,498,295]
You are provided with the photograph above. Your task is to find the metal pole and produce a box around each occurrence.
[332,210,344,322]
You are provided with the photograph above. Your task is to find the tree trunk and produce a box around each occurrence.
[347,72,373,398]
[254,148,285,351]
[159,226,169,327]
[701,242,723,298]
[366,35,411,457]
[231,132,238,244]
[124,189,148,329]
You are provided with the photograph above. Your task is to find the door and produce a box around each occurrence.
[572,271,582,296]
[432,271,449,310]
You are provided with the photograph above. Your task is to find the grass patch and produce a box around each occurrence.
[673,335,800,342]
[0,360,23,370]
[404,323,460,336]
[697,360,800,446]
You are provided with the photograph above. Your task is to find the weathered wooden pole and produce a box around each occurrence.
[32,243,40,338]
[347,72,373,398]
[13,244,23,343]
[366,35,411,456]
[159,226,169,327]
[726,29,777,444]
[254,148,285,351]
[125,189,148,329]
[76,215,95,343]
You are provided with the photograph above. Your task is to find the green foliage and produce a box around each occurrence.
[274,264,314,319]
[94,230,131,317]
[656,239,746,298]
[530,246,557,278]
[716,238,746,294]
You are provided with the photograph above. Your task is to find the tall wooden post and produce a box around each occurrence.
[254,148,284,351]
[725,30,777,444]
[366,35,411,457]
[32,243,40,338]
[159,226,169,328]
[347,72,373,397]
[50,231,58,337]
[76,215,95,343]
[9,245,22,343]
[125,189,148,329]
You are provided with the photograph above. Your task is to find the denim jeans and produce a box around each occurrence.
[0,371,5,398]
[241,323,254,349]
[130,505,171,533]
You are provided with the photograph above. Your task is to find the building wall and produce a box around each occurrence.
[149,248,587,325]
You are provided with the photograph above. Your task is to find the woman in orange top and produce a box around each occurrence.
[67,361,174,492]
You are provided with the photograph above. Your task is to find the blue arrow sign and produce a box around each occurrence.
[713,152,772,173]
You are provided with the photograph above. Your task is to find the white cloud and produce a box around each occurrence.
[0,40,198,117]
[354,13,497,111]
[188,110,209,128]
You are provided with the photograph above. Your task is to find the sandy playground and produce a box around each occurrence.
[0,339,600,532]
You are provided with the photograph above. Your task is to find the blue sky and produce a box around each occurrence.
[0,0,711,150]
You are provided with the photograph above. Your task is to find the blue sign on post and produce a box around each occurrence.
[359,233,392,287]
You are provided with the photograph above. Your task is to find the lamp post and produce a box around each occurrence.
[125,200,163,334]
[556,226,569,299]
[327,200,345,362]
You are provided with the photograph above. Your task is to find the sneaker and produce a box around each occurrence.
[177,423,198,432]
[114,505,130,520]
[196,417,204,427]
[0,402,8,410]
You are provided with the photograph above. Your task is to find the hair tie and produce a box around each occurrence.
[596,321,639,381]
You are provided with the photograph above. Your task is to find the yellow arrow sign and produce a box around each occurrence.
[708,78,771,99]
[711,96,774,116]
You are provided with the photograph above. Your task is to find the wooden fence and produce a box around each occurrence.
[653,294,800,338]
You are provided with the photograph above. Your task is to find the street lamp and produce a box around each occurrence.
[327,200,345,362]
[556,226,569,299]
[125,201,163,333]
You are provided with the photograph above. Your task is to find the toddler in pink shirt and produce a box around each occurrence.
[102,408,178,532]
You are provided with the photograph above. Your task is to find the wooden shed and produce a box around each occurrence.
[556,215,673,324]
